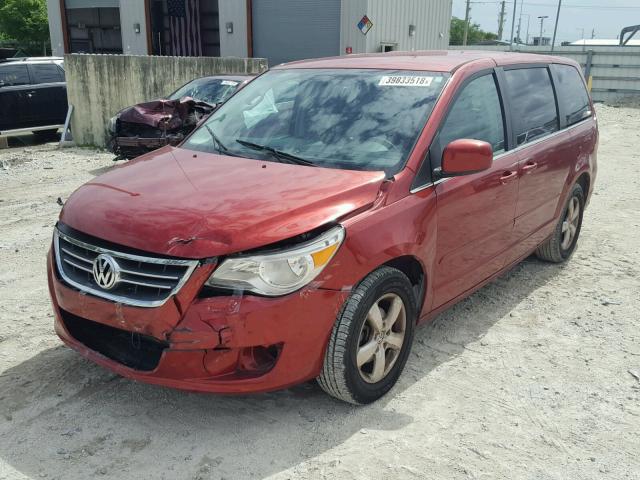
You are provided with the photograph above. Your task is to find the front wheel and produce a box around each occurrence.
[317,266,416,404]
[536,183,585,263]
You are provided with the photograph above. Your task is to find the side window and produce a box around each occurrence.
[31,64,63,84]
[438,74,506,154]
[0,65,30,87]
[551,64,591,126]
[504,67,559,146]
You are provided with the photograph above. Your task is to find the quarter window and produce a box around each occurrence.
[31,64,63,84]
[504,67,559,146]
[438,74,506,154]
[551,64,591,126]
[0,65,30,87]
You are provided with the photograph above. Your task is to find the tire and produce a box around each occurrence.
[318,266,417,404]
[536,183,585,263]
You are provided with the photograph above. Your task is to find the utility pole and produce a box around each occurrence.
[509,0,518,50]
[463,0,471,46]
[551,0,562,52]
[591,28,595,39]
[538,15,548,47]
[516,0,524,44]
[498,1,506,41]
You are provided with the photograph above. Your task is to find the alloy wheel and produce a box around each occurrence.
[561,196,580,250]
[356,293,407,383]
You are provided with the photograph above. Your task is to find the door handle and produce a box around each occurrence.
[522,161,538,173]
[500,171,518,184]
[26,90,36,97]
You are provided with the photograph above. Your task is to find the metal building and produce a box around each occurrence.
[46,0,452,64]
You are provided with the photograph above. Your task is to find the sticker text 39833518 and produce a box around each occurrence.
[378,76,435,87]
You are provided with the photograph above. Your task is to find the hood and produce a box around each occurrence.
[60,147,386,258]
[117,97,214,129]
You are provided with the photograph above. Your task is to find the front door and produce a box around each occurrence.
[430,72,518,308]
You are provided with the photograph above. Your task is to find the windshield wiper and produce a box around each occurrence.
[204,124,230,154]
[235,139,316,167]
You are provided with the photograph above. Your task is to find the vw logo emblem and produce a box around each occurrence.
[92,254,120,290]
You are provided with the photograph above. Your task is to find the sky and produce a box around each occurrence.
[451,0,640,43]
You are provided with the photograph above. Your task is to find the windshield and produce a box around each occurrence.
[168,78,241,105]
[183,69,449,174]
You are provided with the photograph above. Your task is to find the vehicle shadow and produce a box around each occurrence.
[0,257,564,480]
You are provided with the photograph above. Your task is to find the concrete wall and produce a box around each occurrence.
[65,54,268,146]
[218,0,249,57]
[120,0,149,55]
[46,0,65,57]
[449,45,640,103]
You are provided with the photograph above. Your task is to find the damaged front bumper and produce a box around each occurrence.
[110,136,178,160]
[47,250,348,394]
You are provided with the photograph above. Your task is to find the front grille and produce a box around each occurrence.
[53,228,198,307]
[61,309,167,371]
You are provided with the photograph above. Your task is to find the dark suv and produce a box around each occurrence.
[0,57,67,136]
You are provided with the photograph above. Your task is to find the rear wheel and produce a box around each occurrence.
[318,266,416,404]
[536,183,585,263]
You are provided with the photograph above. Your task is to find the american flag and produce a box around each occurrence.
[168,0,202,56]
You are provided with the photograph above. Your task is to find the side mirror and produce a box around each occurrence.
[437,139,493,177]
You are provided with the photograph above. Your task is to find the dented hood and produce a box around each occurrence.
[60,146,385,258]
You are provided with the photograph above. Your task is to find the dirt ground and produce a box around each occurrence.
[0,103,639,480]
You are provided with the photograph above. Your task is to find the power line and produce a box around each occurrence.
[469,1,640,8]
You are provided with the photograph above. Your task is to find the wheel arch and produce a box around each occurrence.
[381,255,426,320]
[576,171,591,199]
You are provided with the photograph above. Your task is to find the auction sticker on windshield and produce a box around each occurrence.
[379,76,434,87]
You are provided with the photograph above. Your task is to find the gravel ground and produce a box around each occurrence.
[0,104,639,480]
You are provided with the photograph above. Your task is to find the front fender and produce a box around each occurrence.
[316,187,438,316]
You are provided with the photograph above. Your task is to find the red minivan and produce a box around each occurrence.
[48,51,597,404]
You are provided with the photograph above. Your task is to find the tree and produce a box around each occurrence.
[0,0,49,45]
[450,17,499,45]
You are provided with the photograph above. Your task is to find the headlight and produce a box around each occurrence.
[205,225,345,296]
[107,115,119,134]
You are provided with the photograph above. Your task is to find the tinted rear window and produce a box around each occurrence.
[551,64,591,126]
[504,67,559,146]
[31,63,63,84]
[0,64,30,87]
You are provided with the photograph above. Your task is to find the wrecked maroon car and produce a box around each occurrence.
[107,75,252,159]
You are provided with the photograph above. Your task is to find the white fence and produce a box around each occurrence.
[449,45,640,103]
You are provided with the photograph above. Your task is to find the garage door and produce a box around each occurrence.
[251,0,341,66]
